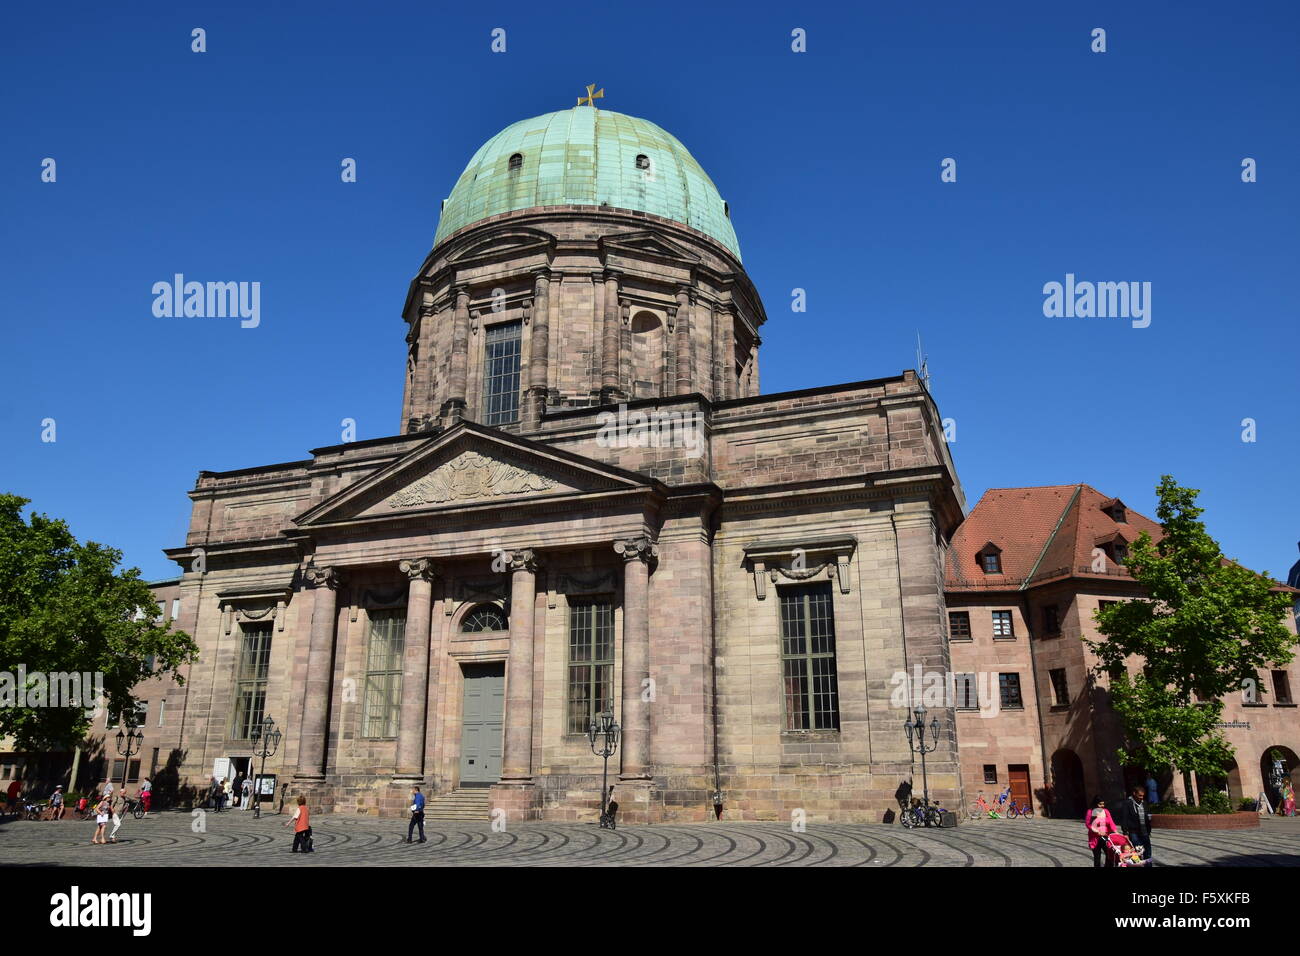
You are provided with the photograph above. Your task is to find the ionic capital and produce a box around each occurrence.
[303,566,345,590]
[399,557,439,583]
[614,536,659,565]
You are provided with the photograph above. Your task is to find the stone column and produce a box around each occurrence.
[395,557,437,777]
[675,286,693,395]
[600,270,624,403]
[445,285,471,421]
[297,566,344,778]
[615,536,657,779]
[527,270,551,423]
[501,548,541,782]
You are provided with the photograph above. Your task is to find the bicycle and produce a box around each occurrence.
[902,801,945,829]
[1004,798,1034,819]
[968,794,1002,820]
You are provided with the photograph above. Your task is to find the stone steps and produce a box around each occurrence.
[422,789,491,821]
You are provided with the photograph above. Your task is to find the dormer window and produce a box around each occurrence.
[1095,531,1130,565]
[977,543,1003,574]
[1101,498,1127,523]
[724,201,730,218]
[635,154,650,171]
[508,152,523,171]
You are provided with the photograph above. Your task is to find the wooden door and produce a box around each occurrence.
[1009,764,1032,807]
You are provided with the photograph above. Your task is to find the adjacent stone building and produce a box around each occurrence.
[158,104,967,823]
[946,484,1300,817]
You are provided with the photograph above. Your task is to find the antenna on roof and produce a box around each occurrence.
[916,333,932,391]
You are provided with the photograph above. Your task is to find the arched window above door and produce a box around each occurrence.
[462,603,508,632]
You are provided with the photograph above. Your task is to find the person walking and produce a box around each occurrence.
[50,785,65,821]
[231,774,244,809]
[1085,796,1117,867]
[210,778,225,812]
[140,777,152,817]
[92,793,110,845]
[241,776,253,811]
[222,777,233,810]
[405,785,426,843]
[1119,785,1153,863]
[1145,773,1160,807]
[108,786,129,843]
[284,795,312,853]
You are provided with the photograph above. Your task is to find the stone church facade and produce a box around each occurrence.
[160,105,967,822]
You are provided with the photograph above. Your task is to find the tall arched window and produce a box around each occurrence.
[462,604,508,632]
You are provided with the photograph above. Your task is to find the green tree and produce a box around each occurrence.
[1089,476,1296,784]
[0,494,198,751]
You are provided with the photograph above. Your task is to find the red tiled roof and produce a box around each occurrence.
[945,484,1162,591]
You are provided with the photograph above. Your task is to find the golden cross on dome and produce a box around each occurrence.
[577,84,605,108]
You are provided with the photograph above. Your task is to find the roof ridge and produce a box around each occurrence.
[1020,485,1082,590]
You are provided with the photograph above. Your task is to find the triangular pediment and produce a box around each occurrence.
[600,230,700,265]
[294,423,653,528]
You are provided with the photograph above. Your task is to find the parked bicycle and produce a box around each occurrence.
[901,799,945,829]
[1004,798,1034,819]
[968,792,1002,820]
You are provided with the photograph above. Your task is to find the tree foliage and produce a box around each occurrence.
[1088,477,1296,777]
[0,494,197,751]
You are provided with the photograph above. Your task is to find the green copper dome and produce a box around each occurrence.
[434,108,741,261]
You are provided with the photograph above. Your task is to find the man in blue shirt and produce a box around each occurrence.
[406,785,426,844]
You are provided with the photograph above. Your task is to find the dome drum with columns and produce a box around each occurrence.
[400,107,766,434]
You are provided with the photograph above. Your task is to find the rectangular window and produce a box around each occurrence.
[954,673,978,710]
[992,610,1014,638]
[1273,670,1294,705]
[131,701,147,728]
[1098,600,1118,612]
[232,623,273,740]
[983,764,998,785]
[110,759,141,784]
[150,748,160,777]
[567,599,615,734]
[779,583,841,731]
[158,698,166,727]
[483,320,522,425]
[999,673,1024,709]
[1042,605,1059,635]
[948,611,972,641]
[1244,671,1265,705]
[1049,668,1070,707]
[171,597,180,620]
[362,609,406,738]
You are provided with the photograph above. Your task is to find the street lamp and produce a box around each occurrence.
[115,727,144,793]
[249,716,282,819]
[903,704,943,824]
[586,710,620,829]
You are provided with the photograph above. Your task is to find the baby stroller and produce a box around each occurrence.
[1105,831,1150,867]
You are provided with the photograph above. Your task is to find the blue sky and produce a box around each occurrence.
[2,1,1297,583]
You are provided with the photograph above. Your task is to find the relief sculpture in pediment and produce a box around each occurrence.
[386,451,557,508]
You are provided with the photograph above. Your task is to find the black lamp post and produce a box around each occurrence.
[249,716,282,819]
[586,710,620,829]
[115,727,143,793]
[903,704,942,824]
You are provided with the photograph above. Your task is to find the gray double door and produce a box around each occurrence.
[459,662,505,786]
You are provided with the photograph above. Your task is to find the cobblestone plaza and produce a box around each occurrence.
[5,814,1299,868]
